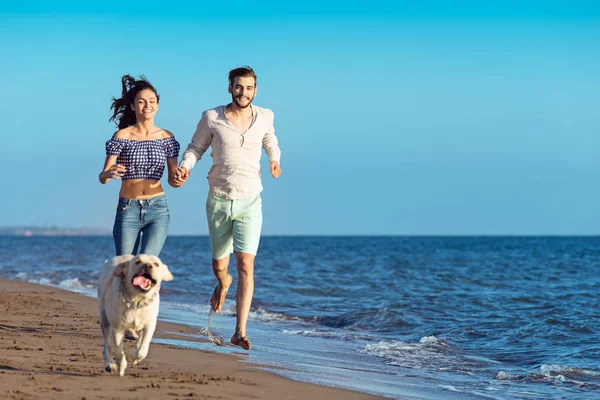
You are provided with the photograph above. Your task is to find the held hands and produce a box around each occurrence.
[270,161,281,179]
[171,167,190,187]
[170,163,276,188]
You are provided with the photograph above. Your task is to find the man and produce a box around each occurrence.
[173,66,281,350]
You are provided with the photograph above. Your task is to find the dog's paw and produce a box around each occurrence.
[131,348,148,366]
[118,359,127,377]
[131,354,142,366]
[104,363,117,373]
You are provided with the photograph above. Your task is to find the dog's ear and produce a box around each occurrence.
[161,264,173,282]
[112,260,129,279]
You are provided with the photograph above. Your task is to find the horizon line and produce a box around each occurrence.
[1,233,598,238]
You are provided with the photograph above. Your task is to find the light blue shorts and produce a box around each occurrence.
[206,193,263,260]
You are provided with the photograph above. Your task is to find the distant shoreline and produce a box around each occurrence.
[0,226,111,236]
[0,229,598,238]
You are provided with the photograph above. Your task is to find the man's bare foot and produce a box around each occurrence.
[231,333,251,350]
[210,274,233,313]
[124,328,139,341]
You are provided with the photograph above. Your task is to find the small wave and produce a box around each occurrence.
[282,329,376,341]
[28,278,53,286]
[419,335,447,345]
[438,385,459,392]
[58,278,96,296]
[163,302,401,331]
[495,364,600,389]
[250,308,304,323]
[58,277,92,290]
[317,308,407,332]
[362,336,448,366]
[283,329,341,338]
[539,364,600,379]
[161,300,237,317]
[362,336,490,374]
[161,301,214,315]
[495,371,511,380]
[160,302,303,324]
[23,276,96,297]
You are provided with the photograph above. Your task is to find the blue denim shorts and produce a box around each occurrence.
[113,194,170,256]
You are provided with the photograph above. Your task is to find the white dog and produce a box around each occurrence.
[97,254,173,376]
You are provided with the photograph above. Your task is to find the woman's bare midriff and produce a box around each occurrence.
[119,180,165,200]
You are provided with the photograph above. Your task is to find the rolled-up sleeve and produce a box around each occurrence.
[262,111,281,164]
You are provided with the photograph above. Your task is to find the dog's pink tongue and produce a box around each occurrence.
[132,276,151,289]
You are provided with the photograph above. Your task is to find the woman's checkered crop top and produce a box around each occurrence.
[105,137,180,181]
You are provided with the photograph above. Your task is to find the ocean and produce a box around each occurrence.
[0,236,598,399]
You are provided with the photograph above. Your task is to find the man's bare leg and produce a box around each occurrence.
[210,256,233,313]
[231,252,254,350]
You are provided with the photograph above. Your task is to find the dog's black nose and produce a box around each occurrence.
[142,264,153,274]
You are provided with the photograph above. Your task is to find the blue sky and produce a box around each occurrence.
[1,2,599,235]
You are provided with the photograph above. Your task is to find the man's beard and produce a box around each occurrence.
[232,94,254,109]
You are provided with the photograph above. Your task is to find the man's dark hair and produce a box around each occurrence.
[228,66,257,87]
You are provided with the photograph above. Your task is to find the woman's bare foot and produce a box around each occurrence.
[210,274,233,313]
[231,332,251,350]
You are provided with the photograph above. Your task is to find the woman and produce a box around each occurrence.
[99,75,179,337]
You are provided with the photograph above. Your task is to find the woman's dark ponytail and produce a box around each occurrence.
[109,74,159,129]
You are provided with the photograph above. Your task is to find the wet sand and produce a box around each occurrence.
[0,278,385,399]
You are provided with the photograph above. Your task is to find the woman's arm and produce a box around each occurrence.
[166,158,180,188]
[99,155,126,184]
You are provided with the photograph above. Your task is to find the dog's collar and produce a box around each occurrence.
[119,279,157,309]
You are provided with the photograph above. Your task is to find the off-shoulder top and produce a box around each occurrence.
[105,137,180,181]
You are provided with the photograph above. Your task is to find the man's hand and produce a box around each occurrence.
[270,161,281,179]
[171,167,190,187]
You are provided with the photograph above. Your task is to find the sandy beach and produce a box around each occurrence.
[0,278,385,400]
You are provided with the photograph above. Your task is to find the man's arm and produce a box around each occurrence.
[262,112,281,178]
[179,112,212,171]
